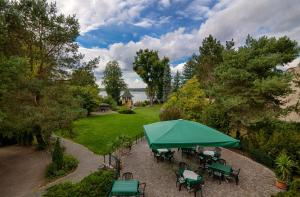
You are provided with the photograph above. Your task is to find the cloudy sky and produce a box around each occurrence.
[52,0,300,88]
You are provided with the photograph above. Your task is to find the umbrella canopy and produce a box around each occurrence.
[144,119,239,149]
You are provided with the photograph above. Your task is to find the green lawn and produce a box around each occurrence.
[71,105,161,155]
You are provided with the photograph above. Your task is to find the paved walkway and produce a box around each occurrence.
[0,146,51,197]
[35,138,104,196]
[120,138,281,197]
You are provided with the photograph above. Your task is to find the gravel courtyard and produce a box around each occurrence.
[120,138,281,197]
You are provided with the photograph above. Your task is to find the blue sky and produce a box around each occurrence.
[53,0,300,88]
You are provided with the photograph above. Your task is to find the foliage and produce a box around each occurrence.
[273,179,300,197]
[71,59,100,115]
[214,36,299,130]
[102,60,126,103]
[46,154,78,179]
[200,103,230,134]
[134,100,150,107]
[182,55,198,83]
[72,86,100,115]
[197,35,224,87]
[275,152,295,182]
[108,135,133,154]
[0,0,95,147]
[52,138,64,170]
[101,95,117,111]
[118,108,135,114]
[163,77,208,121]
[162,59,172,102]
[69,105,160,154]
[133,49,166,105]
[249,148,274,168]
[159,107,183,121]
[172,71,182,92]
[44,169,115,197]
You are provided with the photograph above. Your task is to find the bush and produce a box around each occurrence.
[46,154,79,179]
[102,96,117,110]
[43,169,115,197]
[159,107,182,121]
[249,148,274,168]
[118,109,135,114]
[52,138,63,170]
[134,100,149,107]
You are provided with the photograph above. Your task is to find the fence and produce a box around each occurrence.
[102,132,145,177]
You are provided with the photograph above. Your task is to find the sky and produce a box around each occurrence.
[51,0,300,88]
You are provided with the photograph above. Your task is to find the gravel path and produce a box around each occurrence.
[120,138,281,197]
[35,138,104,196]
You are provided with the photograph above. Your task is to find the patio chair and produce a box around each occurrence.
[224,168,240,185]
[195,166,205,176]
[175,171,185,191]
[179,162,189,170]
[138,182,146,197]
[212,170,222,184]
[163,150,175,162]
[232,168,240,185]
[218,158,226,165]
[190,182,204,197]
[152,149,163,162]
[214,147,221,158]
[122,172,133,180]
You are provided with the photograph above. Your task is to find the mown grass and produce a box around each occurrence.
[70,105,161,155]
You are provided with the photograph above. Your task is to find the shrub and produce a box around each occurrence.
[249,148,274,168]
[102,96,117,110]
[275,152,295,182]
[43,169,115,197]
[118,109,135,114]
[46,154,78,179]
[159,107,182,121]
[52,138,63,170]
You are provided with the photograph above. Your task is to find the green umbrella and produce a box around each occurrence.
[144,119,239,149]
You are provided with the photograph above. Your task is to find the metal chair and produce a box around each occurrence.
[175,171,185,191]
[190,182,204,197]
[218,158,226,165]
[138,182,146,197]
[214,147,221,158]
[122,172,133,180]
[179,162,189,170]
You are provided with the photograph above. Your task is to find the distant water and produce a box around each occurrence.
[99,91,148,103]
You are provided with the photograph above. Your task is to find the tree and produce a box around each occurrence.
[52,138,63,170]
[173,71,182,92]
[197,35,224,87]
[133,49,164,105]
[162,60,172,102]
[71,58,100,115]
[182,54,198,83]
[214,36,299,132]
[102,60,126,103]
[163,77,209,121]
[156,57,169,103]
[0,0,89,147]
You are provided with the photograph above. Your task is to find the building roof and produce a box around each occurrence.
[122,90,133,98]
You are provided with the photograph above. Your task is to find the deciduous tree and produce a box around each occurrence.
[102,60,126,103]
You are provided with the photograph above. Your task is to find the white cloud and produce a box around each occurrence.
[171,62,185,74]
[74,0,300,87]
[50,0,152,34]
[158,0,171,8]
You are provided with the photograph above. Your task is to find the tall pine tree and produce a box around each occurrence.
[173,71,182,92]
[162,62,172,102]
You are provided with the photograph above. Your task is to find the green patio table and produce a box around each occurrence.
[208,162,232,176]
[109,180,139,196]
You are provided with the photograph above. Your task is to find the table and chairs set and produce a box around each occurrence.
[109,172,146,197]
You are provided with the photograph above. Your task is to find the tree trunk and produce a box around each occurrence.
[33,125,46,150]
